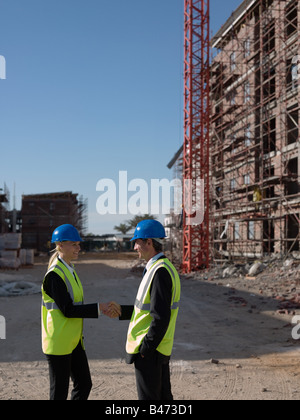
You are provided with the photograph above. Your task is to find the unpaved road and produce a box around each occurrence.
[0,253,300,400]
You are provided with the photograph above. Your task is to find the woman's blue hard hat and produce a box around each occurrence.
[130,220,166,242]
[51,224,83,243]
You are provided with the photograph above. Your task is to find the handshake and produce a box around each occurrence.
[99,301,121,319]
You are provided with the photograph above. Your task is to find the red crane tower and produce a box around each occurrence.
[182,0,210,273]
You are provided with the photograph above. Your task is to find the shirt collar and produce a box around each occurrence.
[145,252,165,271]
[58,256,75,275]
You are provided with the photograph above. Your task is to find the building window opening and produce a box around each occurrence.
[287,107,299,145]
[286,3,298,38]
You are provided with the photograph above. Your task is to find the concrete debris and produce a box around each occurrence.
[186,254,300,316]
[193,255,300,282]
[248,262,266,276]
[0,273,40,297]
[222,266,238,278]
[221,261,267,278]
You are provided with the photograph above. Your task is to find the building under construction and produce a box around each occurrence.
[167,0,300,268]
[21,192,88,252]
[210,0,300,262]
[0,185,9,234]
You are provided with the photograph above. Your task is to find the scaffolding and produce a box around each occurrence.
[77,195,88,236]
[182,0,210,272]
[0,183,9,234]
[211,0,300,262]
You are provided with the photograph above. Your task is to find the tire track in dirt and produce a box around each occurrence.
[214,355,295,400]
[216,363,238,400]
[259,353,293,400]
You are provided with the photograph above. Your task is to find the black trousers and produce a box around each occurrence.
[46,342,92,400]
[134,352,173,400]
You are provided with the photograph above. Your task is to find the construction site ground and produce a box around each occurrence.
[1,252,300,400]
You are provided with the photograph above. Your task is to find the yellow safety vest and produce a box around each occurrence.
[126,257,181,357]
[41,259,84,355]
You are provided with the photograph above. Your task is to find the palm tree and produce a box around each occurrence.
[114,223,131,235]
[114,215,157,234]
[127,214,157,229]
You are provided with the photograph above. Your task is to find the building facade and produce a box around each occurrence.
[211,0,300,260]
[22,192,87,252]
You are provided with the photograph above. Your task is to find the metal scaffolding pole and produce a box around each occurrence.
[182,0,210,272]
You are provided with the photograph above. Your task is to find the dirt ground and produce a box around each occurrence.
[1,252,300,400]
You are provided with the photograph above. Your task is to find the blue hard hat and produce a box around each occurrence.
[130,220,166,242]
[51,224,83,243]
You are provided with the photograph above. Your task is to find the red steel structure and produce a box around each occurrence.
[182,0,210,272]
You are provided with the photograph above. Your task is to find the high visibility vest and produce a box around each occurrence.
[41,259,84,355]
[126,257,181,357]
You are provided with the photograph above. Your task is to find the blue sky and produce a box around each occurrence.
[0,0,242,234]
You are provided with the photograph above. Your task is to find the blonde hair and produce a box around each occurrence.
[47,243,61,270]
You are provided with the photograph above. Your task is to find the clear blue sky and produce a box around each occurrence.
[0,0,242,235]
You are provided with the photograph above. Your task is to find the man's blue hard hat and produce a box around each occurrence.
[51,224,83,243]
[130,220,167,242]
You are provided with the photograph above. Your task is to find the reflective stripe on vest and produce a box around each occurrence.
[42,301,83,310]
[134,300,180,311]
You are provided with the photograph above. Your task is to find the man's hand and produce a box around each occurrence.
[99,302,121,318]
[108,301,122,318]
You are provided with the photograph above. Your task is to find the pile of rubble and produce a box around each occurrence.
[0,273,40,297]
[0,280,40,297]
[190,253,300,316]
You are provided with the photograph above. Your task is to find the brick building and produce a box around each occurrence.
[22,192,87,252]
